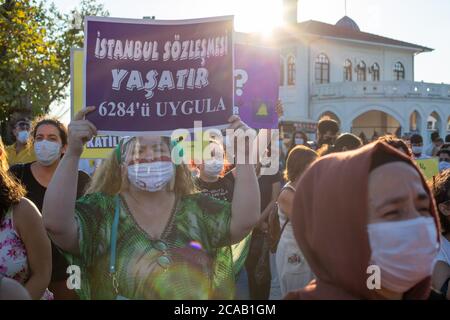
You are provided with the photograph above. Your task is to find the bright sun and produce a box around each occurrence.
[234,0,283,35]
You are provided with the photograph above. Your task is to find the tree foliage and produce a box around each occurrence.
[0,0,108,125]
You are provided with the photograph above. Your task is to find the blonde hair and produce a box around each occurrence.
[85,137,197,196]
[0,137,8,173]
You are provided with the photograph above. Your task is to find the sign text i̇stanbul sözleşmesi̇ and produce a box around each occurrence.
[84,16,234,136]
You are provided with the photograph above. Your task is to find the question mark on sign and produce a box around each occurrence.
[234,69,248,96]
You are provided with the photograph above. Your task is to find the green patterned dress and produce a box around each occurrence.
[61,192,234,300]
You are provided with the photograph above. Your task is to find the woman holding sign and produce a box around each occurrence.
[42,107,260,300]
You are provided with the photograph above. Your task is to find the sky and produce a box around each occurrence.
[49,0,450,122]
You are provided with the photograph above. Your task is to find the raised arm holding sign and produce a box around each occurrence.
[43,101,260,299]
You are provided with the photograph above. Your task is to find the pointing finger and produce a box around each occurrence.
[74,106,96,121]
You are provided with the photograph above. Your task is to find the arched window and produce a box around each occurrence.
[315,53,329,84]
[356,60,366,81]
[394,62,405,80]
[370,63,380,81]
[287,56,295,86]
[344,59,352,81]
[280,58,285,86]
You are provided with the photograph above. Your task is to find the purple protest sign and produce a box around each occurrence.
[83,16,234,136]
[234,44,279,129]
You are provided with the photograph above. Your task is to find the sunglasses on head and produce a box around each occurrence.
[16,122,30,130]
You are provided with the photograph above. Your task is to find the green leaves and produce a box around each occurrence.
[0,0,109,122]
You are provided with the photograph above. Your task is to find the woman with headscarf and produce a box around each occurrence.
[286,141,440,299]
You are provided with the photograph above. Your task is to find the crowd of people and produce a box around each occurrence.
[0,110,449,300]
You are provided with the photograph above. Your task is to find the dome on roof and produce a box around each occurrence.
[335,16,360,31]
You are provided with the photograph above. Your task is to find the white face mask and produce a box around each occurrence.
[17,130,29,144]
[367,217,439,293]
[34,140,61,166]
[260,155,272,168]
[127,161,175,192]
[295,138,304,145]
[203,158,223,177]
[411,146,423,155]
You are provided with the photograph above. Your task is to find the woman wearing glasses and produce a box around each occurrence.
[42,107,260,300]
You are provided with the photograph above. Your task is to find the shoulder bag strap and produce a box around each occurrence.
[278,183,295,237]
[109,195,121,296]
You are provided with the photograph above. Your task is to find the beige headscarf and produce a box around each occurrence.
[286,141,440,300]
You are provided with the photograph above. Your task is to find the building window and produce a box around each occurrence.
[394,62,405,80]
[315,53,329,84]
[280,58,285,86]
[356,60,366,81]
[287,56,295,85]
[344,59,352,81]
[370,63,380,81]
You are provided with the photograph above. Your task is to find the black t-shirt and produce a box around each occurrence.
[258,172,280,213]
[9,162,91,282]
[9,162,91,212]
[195,171,235,202]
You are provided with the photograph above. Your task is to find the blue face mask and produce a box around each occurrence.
[411,146,423,155]
[439,161,450,172]
[17,130,29,144]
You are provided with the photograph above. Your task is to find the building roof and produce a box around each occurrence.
[294,19,433,52]
[240,16,433,53]
[335,16,360,32]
